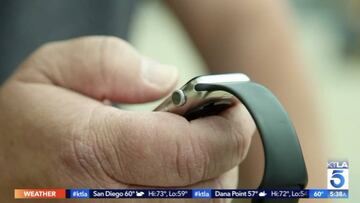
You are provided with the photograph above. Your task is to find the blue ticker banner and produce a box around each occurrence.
[67,189,90,198]
[21,160,349,200]
[192,189,211,198]
[212,189,308,198]
[89,189,192,198]
[308,189,348,198]
[63,189,348,199]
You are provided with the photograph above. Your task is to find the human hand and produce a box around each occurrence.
[0,36,255,202]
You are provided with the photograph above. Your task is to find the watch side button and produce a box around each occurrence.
[172,90,186,106]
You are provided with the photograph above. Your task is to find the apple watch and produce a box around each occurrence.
[155,73,308,203]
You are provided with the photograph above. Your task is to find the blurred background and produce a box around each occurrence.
[127,0,360,202]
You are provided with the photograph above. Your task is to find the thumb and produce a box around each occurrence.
[14,36,178,103]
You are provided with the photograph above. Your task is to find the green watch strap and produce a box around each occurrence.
[195,81,308,203]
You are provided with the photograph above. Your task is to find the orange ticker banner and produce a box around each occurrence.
[14,189,66,199]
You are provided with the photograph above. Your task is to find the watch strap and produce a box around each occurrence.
[195,81,307,203]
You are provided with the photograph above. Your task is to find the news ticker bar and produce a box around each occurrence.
[14,189,348,199]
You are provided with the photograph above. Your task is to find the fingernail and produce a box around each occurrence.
[141,57,178,88]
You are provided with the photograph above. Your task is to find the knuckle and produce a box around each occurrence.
[94,36,137,90]
[238,134,247,162]
[35,41,58,55]
[88,107,123,172]
[59,117,96,182]
[90,108,145,184]
[175,134,209,185]
[234,105,255,162]
[67,105,127,185]
[97,36,131,69]
[101,36,127,47]
[22,41,57,67]
[231,122,251,163]
[16,41,62,83]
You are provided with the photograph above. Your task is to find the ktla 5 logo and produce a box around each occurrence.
[327,161,349,189]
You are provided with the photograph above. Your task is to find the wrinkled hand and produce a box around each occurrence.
[0,36,255,202]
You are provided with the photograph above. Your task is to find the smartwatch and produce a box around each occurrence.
[155,73,308,203]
